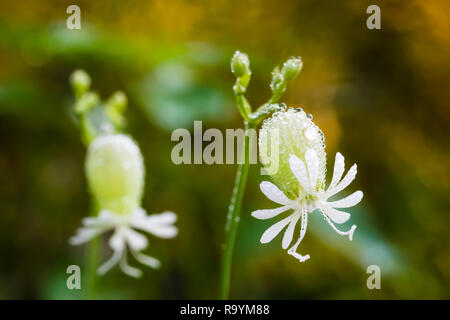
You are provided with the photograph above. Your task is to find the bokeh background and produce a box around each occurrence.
[0,0,449,299]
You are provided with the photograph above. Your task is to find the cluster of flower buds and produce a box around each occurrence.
[70,69,128,144]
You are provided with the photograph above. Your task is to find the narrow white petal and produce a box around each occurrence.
[144,211,178,224]
[70,211,116,245]
[119,248,142,278]
[288,155,310,191]
[145,224,178,238]
[97,239,124,276]
[328,152,345,191]
[260,214,294,244]
[252,205,292,220]
[109,231,126,251]
[131,250,161,269]
[287,205,310,262]
[120,264,142,278]
[124,228,148,251]
[98,250,122,276]
[69,227,104,245]
[327,164,357,198]
[282,212,300,249]
[327,191,363,208]
[260,181,292,205]
[156,225,178,238]
[321,204,350,224]
[133,220,178,239]
[305,149,319,190]
[83,210,120,227]
[131,211,178,239]
[319,208,357,241]
[81,217,99,226]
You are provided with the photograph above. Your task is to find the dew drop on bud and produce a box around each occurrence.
[258,108,326,198]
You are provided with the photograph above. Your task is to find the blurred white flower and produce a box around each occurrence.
[70,209,178,278]
[252,148,362,262]
[70,134,178,277]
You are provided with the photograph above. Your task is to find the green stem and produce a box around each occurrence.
[219,121,255,299]
[80,121,100,300]
[85,237,100,299]
[218,52,297,298]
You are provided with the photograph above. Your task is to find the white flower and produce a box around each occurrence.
[70,133,178,277]
[70,208,178,278]
[252,148,362,262]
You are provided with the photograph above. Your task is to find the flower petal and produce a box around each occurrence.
[252,205,292,220]
[259,181,292,205]
[82,210,119,227]
[288,155,310,191]
[132,219,178,239]
[287,205,310,262]
[327,190,363,208]
[141,224,178,239]
[69,227,104,245]
[70,211,117,245]
[320,204,350,224]
[97,232,125,276]
[109,230,125,251]
[144,211,177,224]
[131,210,178,239]
[319,208,356,241]
[123,228,148,251]
[327,164,357,198]
[328,152,345,192]
[97,247,123,276]
[282,212,300,249]
[260,214,294,244]
[305,149,319,190]
[131,251,161,269]
[119,249,142,278]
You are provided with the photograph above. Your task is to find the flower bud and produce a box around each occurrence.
[74,91,99,114]
[231,51,250,78]
[106,91,128,129]
[270,66,284,92]
[107,91,128,114]
[85,134,145,215]
[259,108,326,198]
[70,69,91,98]
[281,57,302,82]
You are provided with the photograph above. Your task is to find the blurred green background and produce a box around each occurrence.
[0,0,449,299]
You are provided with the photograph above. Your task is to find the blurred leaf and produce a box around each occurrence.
[135,61,231,130]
